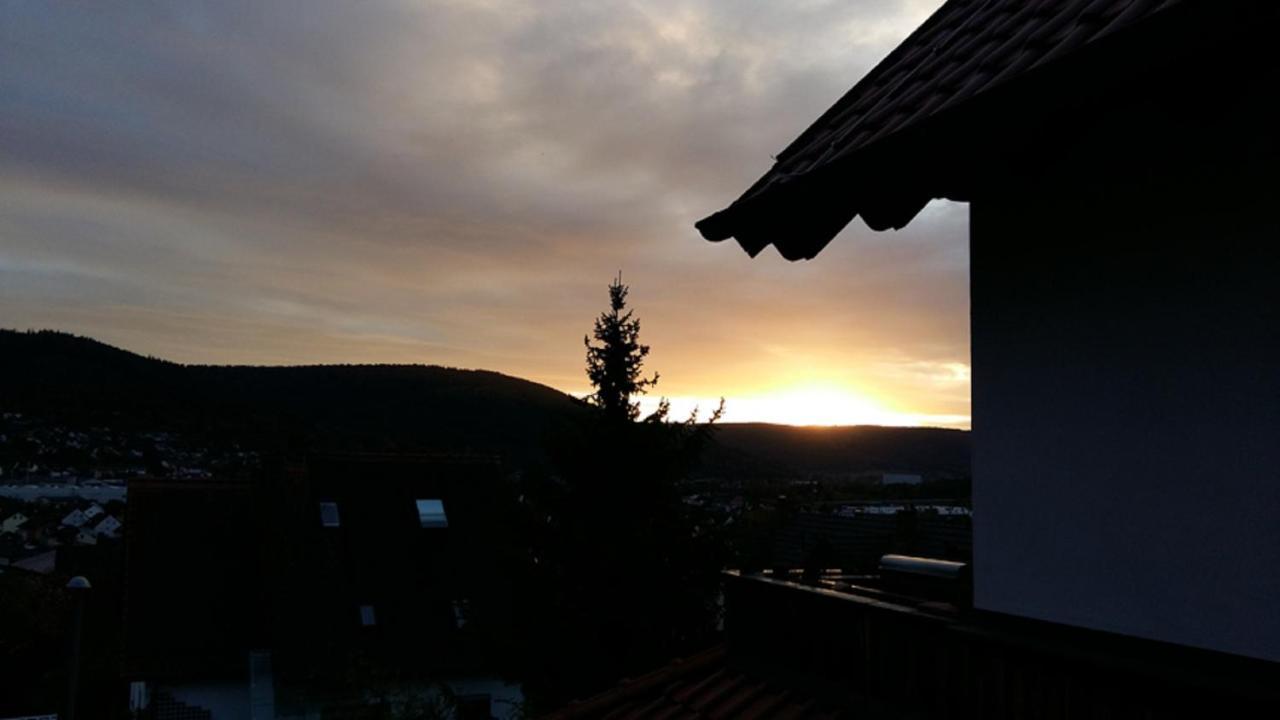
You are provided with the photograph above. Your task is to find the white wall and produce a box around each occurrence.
[970,181,1280,662]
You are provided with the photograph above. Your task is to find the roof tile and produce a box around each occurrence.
[540,646,856,720]
[697,0,1184,258]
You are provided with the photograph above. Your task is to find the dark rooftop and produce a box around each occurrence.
[544,569,1280,718]
[541,645,852,720]
[542,571,961,719]
[696,0,1186,259]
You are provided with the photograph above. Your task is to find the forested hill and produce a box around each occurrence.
[705,423,971,479]
[1,329,970,475]
[0,329,587,463]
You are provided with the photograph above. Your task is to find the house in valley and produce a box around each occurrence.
[124,454,523,720]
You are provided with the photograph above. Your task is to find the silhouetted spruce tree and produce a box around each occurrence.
[584,273,658,423]
[516,274,725,710]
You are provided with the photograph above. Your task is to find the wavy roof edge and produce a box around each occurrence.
[696,0,1187,260]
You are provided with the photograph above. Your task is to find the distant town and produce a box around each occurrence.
[0,403,972,578]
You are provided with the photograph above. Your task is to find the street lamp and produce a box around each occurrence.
[66,575,92,720]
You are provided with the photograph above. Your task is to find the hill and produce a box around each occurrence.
[0,329,586,464]
[703,423,970,480]
[0,329,970,476]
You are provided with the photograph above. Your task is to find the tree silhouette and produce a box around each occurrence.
[584,273,658,422]
[514,274,727,709]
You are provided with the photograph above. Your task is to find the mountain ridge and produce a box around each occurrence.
[0,329,585,463]
[1,329,969,475]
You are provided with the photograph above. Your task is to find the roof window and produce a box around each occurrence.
[416,499,448,528]
[319,501,341,528]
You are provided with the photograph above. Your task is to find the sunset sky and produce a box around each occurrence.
[0,0,969,427]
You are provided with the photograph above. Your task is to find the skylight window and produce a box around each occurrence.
[319,501,341,528]
[416,499,448,528]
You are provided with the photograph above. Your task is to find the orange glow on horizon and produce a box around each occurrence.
[719,384,895,426]
[588,382,971,429]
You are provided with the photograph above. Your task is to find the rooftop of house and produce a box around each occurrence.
[541,645,853,720]
[694,0,1255,260]
[124,456,511,684]
[123,478,263,679]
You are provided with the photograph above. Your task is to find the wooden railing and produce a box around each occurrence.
[723,571,1279,718]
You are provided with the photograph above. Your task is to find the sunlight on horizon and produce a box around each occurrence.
[590,383,971,429]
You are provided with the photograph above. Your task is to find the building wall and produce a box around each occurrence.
[969,113,1280,660]
[447,677,524,720]
[263,454,513,686]
[161,682,250,720]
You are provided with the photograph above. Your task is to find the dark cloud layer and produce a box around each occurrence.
[1,0,967,425]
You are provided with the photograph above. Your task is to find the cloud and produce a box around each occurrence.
[1,0,966,424]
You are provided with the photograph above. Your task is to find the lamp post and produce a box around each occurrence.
[66,575,92,720]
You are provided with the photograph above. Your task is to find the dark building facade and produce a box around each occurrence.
[125,454,523,719]
[263,454,520,701]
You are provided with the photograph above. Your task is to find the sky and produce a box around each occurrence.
[1,0,969,427]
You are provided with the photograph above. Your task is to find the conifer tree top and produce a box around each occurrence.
[584,273,657,423]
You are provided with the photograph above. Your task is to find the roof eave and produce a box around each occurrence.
[697,142,946,260]
[696,0,1207,261]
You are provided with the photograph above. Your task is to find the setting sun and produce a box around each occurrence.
[632,382,970,429]
[728,384,895,426]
